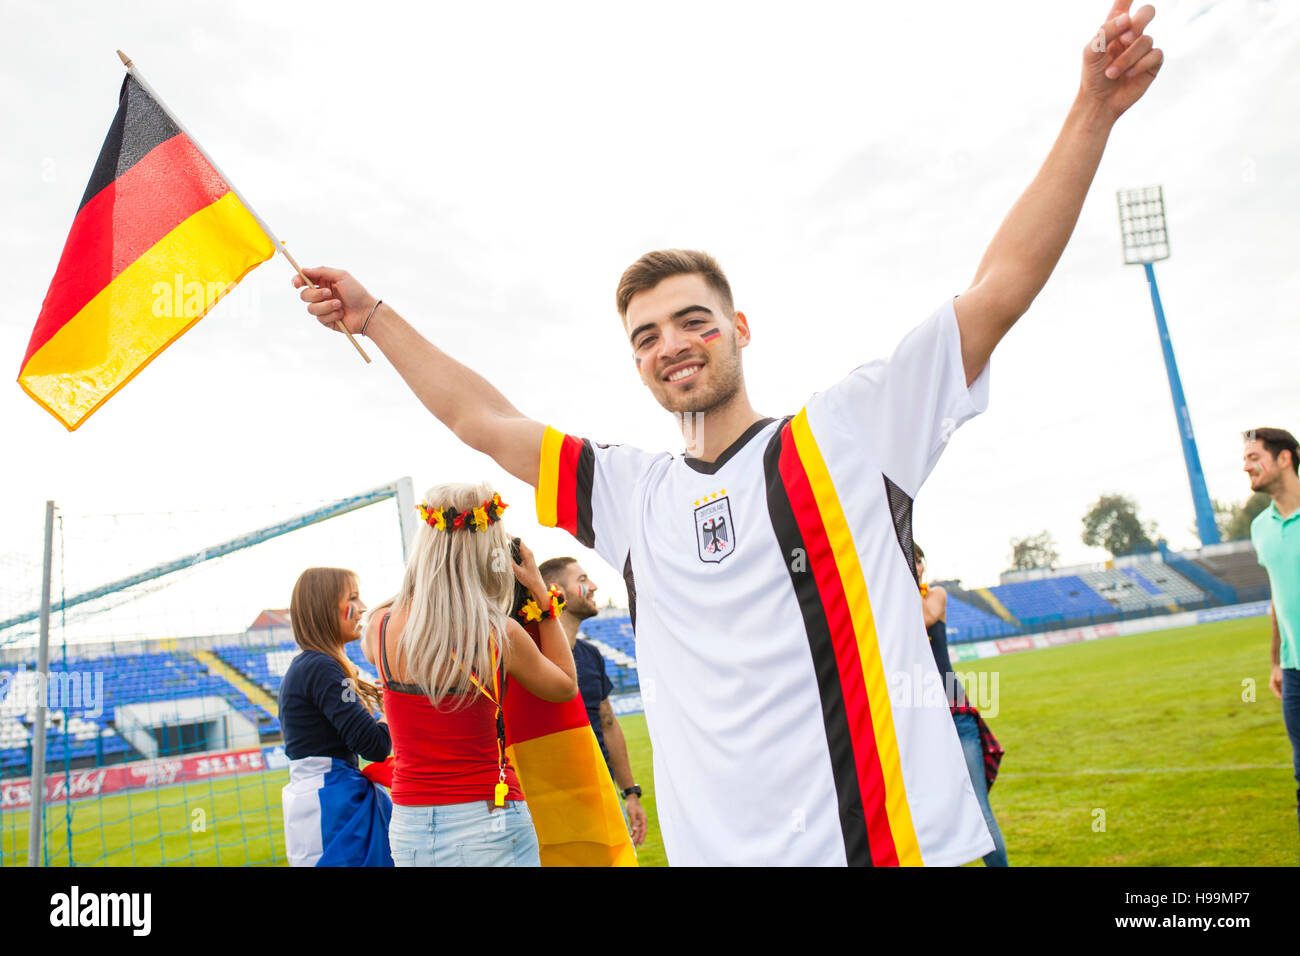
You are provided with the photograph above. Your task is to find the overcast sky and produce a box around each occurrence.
[1,0,1296,642]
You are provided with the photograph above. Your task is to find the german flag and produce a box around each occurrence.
[18,74,274,430]
[504,621,636,867]
[763,410,923,866]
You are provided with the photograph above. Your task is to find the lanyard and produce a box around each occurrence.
[460,639,509,807]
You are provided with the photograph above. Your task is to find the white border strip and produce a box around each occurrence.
[949,601,1272,662]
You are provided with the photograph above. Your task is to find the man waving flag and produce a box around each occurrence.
[18,69,275,431]
[297,3,1164,865]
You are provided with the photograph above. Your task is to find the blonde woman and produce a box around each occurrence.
[279,567,393,866]
[362,482,577,866]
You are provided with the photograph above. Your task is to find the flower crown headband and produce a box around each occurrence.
[417,493,508,532]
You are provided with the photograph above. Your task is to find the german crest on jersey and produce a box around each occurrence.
[694,491,734,564]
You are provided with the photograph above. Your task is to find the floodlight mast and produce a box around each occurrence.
[1116,186,1221,546]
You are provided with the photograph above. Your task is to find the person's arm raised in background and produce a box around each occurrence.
[954,1,1163,386]
[294,267,545,487]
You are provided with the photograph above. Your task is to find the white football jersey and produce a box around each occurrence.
[536,299,995,866]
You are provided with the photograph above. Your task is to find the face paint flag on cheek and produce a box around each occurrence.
[345,605,355,621]
[702,328,721,345]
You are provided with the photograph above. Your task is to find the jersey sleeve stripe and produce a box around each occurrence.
[574,439,595,549]
[535,427,596,547]
[555,433,583,535]
[536,426,566,528]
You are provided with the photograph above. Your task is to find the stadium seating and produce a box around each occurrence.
[1189,550,1271,602]
[1124,564,1207,607]
[937,581,1004,620]
[1077,569,1177,614]
[987,576,1115,627]
[0,649,270,774]
[344,640,380,682]
[578,616,639,694]
[944,594,1018,642]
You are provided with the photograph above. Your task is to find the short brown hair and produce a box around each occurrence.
[539,556,576,586]
[1244,427,1299,475]
[616,249,734,318]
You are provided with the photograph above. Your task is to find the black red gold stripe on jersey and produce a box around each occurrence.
[764,411,923,866]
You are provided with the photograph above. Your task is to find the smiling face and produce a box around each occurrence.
[1243,440,1287,497]
[558,561,599,621]
[625,273,750,416]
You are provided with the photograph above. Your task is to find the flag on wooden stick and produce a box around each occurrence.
[18,72,274,430]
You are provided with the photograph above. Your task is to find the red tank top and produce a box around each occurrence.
[379,613,523,806]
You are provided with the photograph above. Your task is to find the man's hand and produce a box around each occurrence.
[293,266,378,335]
[954,2,1163,383]
[1271,664,1284,700]
[625,795,648,847]
[1083,2,1163,121]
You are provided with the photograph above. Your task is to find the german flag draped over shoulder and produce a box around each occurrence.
[504,621,637,866]
[18,74,274,430]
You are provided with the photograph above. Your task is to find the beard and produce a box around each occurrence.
[648,347,744,417]
[569,598,599,622]
[1253,472,1282,497]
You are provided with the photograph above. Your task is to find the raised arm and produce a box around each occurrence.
[295,267,545,486]
[954,2,1163,385]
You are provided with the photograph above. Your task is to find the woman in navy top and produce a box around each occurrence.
[279,567,393,866]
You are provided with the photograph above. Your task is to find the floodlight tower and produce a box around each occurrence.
[1116,185,1220,546]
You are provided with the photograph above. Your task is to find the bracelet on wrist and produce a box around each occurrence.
[361,298,382,336]
[518,584,566,623]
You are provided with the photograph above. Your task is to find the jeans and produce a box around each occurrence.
[954,711,1008,867]
[388,799,540,867]
[1283,668,1300,842]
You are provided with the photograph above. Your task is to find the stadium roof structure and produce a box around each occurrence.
[248,609,291,630]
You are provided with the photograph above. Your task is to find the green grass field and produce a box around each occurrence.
[3,614,1295,866]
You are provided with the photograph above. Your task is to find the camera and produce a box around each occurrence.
[508,537,531,619]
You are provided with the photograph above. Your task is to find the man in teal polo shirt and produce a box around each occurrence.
[1244,426,1300,842]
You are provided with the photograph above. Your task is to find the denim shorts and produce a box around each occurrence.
[388,799,540,867]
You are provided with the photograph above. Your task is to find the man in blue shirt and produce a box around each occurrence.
[1244,427,1300,842]
[540,557,647,846]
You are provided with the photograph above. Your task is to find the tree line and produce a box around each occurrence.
[1006,492,1270,570]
